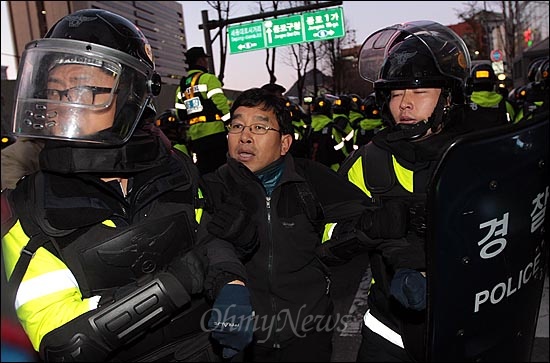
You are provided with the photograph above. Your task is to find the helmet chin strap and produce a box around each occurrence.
[386,120,431,142]
[386,95,449,142]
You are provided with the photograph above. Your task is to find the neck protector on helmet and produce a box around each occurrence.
[39,129,170,174]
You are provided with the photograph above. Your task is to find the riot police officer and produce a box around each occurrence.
[174,47,231,175]
[1,9,248,362]
[332,94,355,155]
[348,94,365,128]
[337,20,472,362]
[353,93,384,148]
[308,94,348,170]
[514,56,549,123]
[465,63,515,128]
[284,97,310,158]
[154,108,190,155]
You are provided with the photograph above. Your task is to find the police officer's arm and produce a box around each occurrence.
[3,221,102,356]
[174,85,188,121]
[315,153,410,264]
[3,221,197,361]
[195,211,249,302]
[197,174,253,301]
[39,270,193,361]
[304,160,375,264]
[202,73,231,122]
[1,138,44,189]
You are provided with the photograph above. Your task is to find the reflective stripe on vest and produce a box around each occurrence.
[221,112,231,122]
[207,87,223,98]
[363,309,404,348]
[344,129,355,141]
[346,157,371,197]
[322,222,337,243]
[392,156,414,193]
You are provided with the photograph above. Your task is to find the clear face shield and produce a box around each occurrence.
[12,39,153,145]
[358,21,471,85]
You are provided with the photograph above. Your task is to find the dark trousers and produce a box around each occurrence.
[189,132,228,175]
[356,325,411,362]
[230,328,333,362]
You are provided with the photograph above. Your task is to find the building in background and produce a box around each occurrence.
[1,0,204,121]
[3,1,187,86]
[512,1,549,87]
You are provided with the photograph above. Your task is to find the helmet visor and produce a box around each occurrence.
[359,21,470,85]
[13,39,152,145]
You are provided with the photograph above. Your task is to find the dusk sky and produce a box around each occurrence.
[181,1,473,91]
[1,1,476,91]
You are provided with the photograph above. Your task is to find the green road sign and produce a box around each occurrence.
[228,20,265,54]
[228,6,345,54]
[264,14,303,48]
[303,7,345,42]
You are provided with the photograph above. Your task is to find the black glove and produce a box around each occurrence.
[360,199,409,239]
[390,268,426,311]
[167,250,205,295]
[208,284,254,359]
[207,197,259,258]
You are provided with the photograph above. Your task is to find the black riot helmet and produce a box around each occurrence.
[536,58,549,88]
[284,98,305,122]
[332,95,352,116]
[12,9,162,145]
[310,95,333,117]
[536,58,549,83]
[361,93,382,119]
[527,57,546,83]
[524,56,549,104]
[468,63,497,92]
[358,20,470,140]
[349,94,363,112]
[528,56,549,89]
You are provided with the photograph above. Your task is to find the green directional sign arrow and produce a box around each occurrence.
[228,20,265,54]
[303,7,345,42]
[264,14,303,48]
[227,6,345,54]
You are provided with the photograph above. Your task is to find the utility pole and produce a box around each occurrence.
[201,10,215,73]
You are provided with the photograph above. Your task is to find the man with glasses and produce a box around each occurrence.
[201,87,407,361]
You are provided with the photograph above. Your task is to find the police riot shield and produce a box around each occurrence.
[425,115,549,362]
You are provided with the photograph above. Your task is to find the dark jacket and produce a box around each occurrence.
[1,133,244,361]
[202,153,370,348]
[338,119,467,361]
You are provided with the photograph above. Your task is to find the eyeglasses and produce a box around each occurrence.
[37,86,114,105]
[227,123,281,135]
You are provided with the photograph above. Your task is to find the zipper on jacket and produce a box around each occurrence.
[266,195,281,347]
